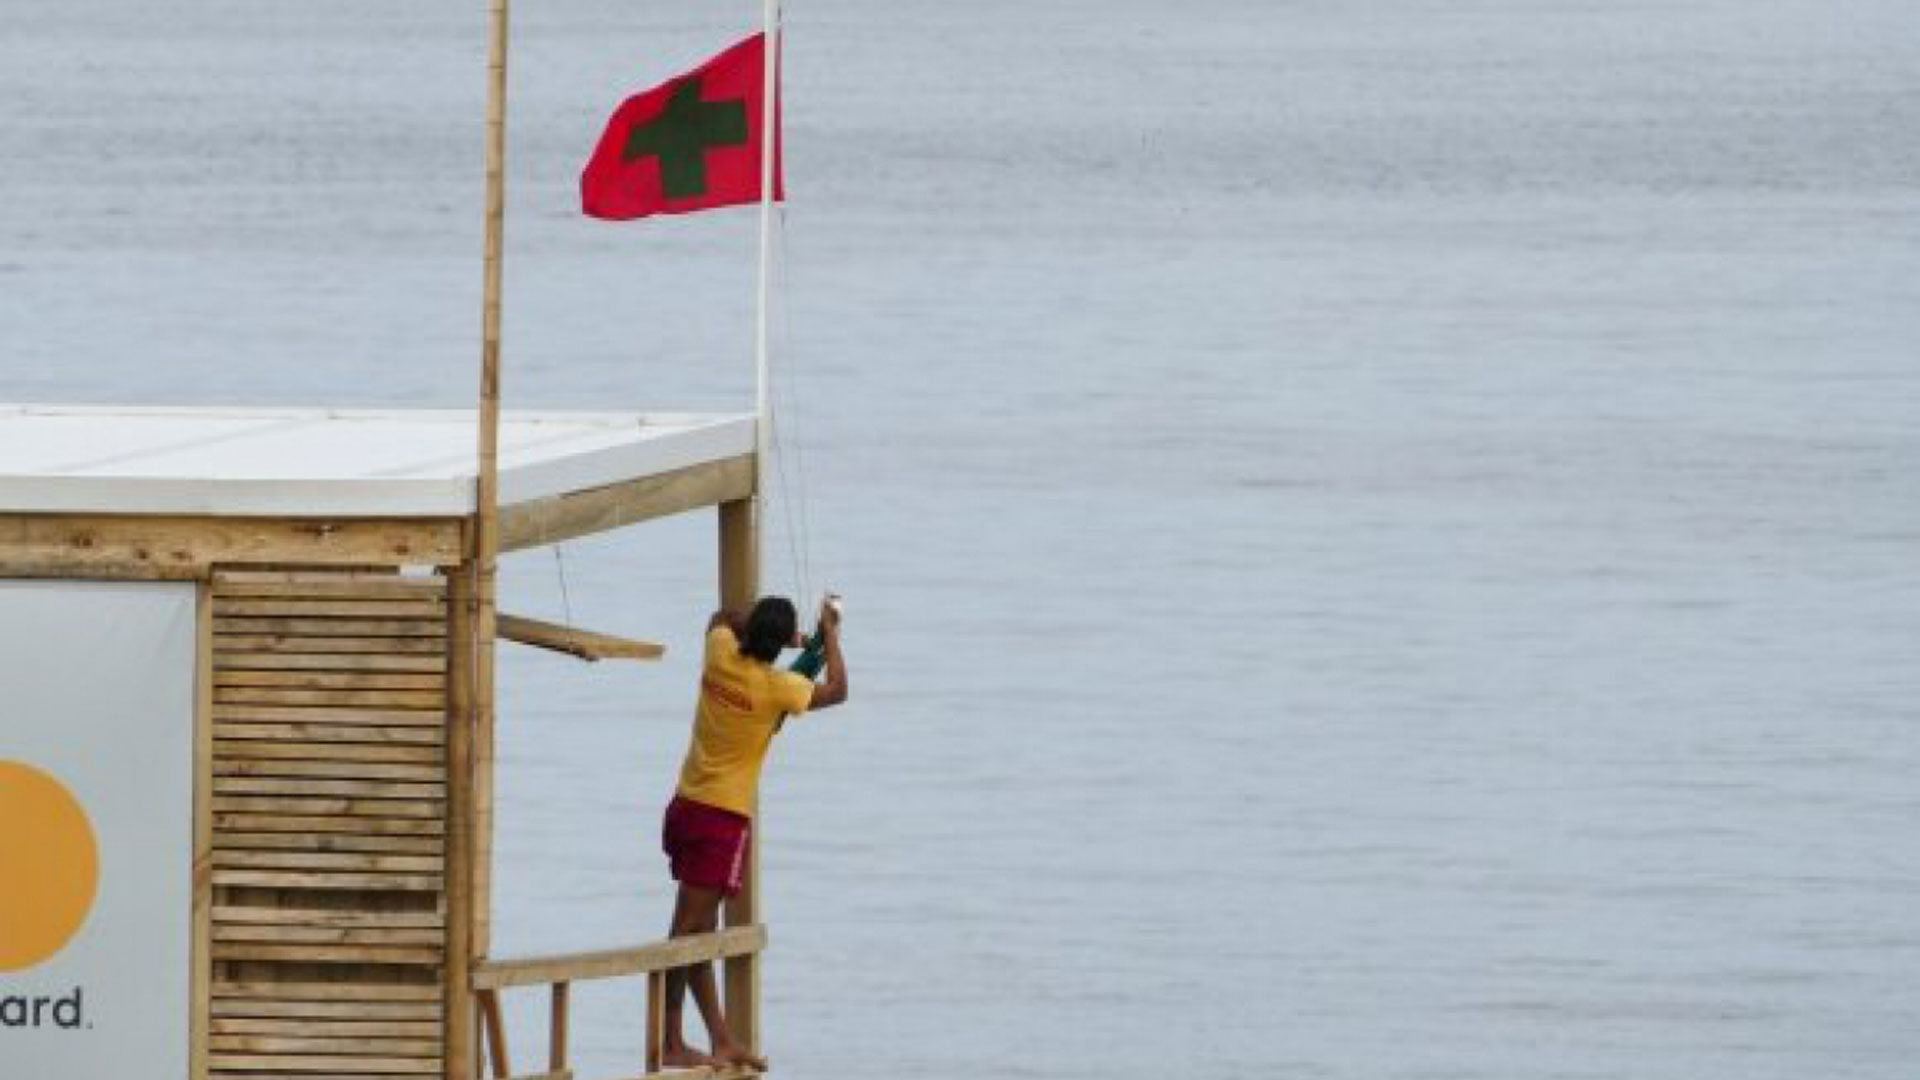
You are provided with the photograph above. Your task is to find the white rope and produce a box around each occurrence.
[756,0,819,613]
[552,544,575,626]
[775,203,815,608]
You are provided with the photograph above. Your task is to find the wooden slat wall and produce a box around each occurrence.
[208,570,450,1080]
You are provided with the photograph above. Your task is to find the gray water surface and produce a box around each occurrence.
[3,1,1918,1077]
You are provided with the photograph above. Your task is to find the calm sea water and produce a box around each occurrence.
[4,1,1918,1077]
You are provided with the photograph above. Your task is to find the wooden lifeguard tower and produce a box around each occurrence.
[0,405,771,1079]
[2,0,799,1073]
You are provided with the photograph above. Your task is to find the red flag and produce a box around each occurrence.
[581,34,783,221]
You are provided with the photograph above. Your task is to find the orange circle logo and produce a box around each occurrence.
[0,760,100,971]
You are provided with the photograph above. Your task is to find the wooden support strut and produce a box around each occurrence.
[496,613,664,662]
[716,498,762,1057]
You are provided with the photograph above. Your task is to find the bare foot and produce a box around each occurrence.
[661,1043,718,1070]
[712,1041,769,1072]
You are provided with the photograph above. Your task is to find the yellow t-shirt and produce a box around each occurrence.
[675,626,815,818]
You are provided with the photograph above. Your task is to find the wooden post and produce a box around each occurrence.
[190,580,212,1080]
[645,971,664,1074]
[474,0,511,969]
[716,498,760,1054]
[549,982,571,1073]
[446,561,477,1080]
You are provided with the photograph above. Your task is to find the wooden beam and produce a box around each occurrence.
[498,455,754,552]
[496,614,664,663]
[471,925,767,991]
[446,563,477,1080]
[192,582,213,1080]
[0,514,461,577]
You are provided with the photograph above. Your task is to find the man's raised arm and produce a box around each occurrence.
[808,604,848,711]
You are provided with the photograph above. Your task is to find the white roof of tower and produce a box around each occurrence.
[0,405,755,517]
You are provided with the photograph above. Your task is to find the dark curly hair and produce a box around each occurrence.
[739,597,797,663]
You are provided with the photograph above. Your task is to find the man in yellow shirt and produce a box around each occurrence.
[659,596,847,1071]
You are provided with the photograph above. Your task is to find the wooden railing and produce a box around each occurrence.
[470,925,767,1080]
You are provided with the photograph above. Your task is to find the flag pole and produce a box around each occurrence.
[753,0,780,565]
[469,0,509,1030]
[724,0,782,1057]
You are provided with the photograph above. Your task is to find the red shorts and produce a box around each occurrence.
[662,795,752,896]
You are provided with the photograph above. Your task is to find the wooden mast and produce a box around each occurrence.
[474,0,508,964]
[457,0,511,1075]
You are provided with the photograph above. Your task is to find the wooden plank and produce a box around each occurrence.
[497,613,664,662]
[215,723,443,746]
[214,570,413,587]
[214,924,444,947]
[214,831,443,855]
[216,740,443,765]
[471,926,767,991]
[210,999,442,1021]
[215,651,448,673]
[207,1072,440,1080]
[212,942,445,965]
[213,777,444,800]
[216,634,447,655]
[215,758,445,783]
[210,1032,442,1055]
[214,579,441,599]
[214,705,446,727]
[214,906,443,928]
[216,670,446,691]
[214,812,445,836]
[205,1068,441,1076]
[211,796,444,820]
[214,848,441,872]
[216,687,445,709]
[215,980,441,1002]
[207,1052,442,1074]
[211,868,444,892]
[216,617,448,639]
[213,850,441,874]
[498,455,755,552]
[193,581,213,1080]
[214,598,446,619]
[0,515,462,575]
[212,1017,442,1038]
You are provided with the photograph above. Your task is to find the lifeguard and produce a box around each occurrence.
[658,596,848,1070]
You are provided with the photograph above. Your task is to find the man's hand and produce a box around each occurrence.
[807,596,849,711]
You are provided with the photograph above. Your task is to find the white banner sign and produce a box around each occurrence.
[0,581,195,1077]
